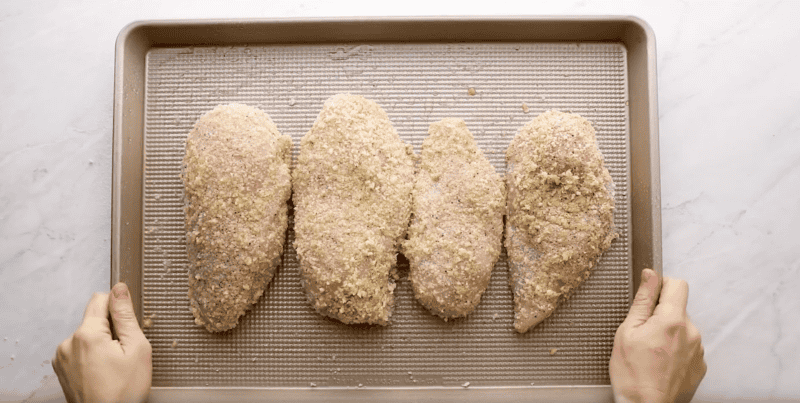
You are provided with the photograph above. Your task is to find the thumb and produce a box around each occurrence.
[109,282,145,350]
[624,268,662,327]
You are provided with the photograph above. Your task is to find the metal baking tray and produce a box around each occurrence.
[112,16,661,402]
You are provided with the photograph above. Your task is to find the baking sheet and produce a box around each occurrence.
[113,17,661,401]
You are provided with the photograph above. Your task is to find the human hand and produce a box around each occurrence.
[609,269,707,403]
[52,283,152,403]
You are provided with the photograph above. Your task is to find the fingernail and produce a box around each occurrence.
[112,283,130,299]
[641,269,652,283]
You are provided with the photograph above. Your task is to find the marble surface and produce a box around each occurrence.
[1,0,798,401]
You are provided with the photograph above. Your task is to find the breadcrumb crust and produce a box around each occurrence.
[293,94,415,325]
[403,118,505,319]
[505,110,617,333]
[183,104,292,333]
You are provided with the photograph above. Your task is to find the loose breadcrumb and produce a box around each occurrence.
[468,87,477,96]
[505,110,617,333]
[182,104,293,333]
[403,119,505,319]
[522,103,530,113]
[293,94,414,325]
[550,348,558,355]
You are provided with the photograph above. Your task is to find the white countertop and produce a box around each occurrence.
[1,1,798,401]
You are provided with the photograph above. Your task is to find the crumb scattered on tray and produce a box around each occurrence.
[522,103,529,113]
[550,348,558,355]
[468,87,477,96]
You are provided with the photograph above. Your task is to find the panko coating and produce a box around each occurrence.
[183,104,292,332]
[293,94,415,325]
[505,110,617,333]
[403,118,505,320]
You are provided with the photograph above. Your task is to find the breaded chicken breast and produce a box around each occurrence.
[403,119,505,320]
[505,110,617,333]
[182,104,292,332]
[293,94,415,325]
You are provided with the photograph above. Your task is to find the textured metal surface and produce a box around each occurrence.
[141,42,630,388]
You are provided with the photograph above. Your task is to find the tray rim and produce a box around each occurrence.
[111,15,660,402]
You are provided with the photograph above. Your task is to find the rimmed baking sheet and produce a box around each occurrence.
[112,17,661,402]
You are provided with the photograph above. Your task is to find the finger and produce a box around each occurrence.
[653,276,689,319]
[52,364,76,403]
[687,321,702,344]
[82,292,110,322]
[56,337,72,364]
[623,268,662,327]
[109,282,146,351]
[80,293,113,341]
[53,341,77,403]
